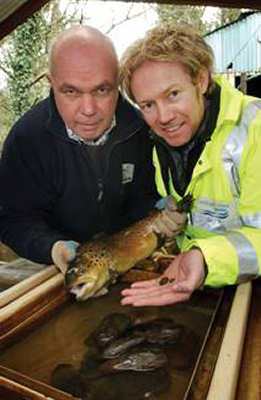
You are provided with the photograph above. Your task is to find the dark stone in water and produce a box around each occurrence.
[51,359,171,399]
[99,346,168,373]
[102,334,145,359]
[85,368,171,400]
[132,318,184,345]
[50,363,90,399]
[86,312,132,348]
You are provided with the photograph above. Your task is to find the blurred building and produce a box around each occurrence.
[205,11,261,96]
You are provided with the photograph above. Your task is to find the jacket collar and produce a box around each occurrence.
[114,93,147,137]
[46,90,68,139]
[214,75,244,126]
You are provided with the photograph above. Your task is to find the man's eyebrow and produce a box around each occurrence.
[163,84,180,96]
[92,81,115,90]
[137,95,154,105]
[58,81,116,92]
[138,99,153,106]
[59,83,80,92]
[137,83,181,105]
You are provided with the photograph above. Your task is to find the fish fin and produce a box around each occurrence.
[109,268,120,284]
[93,287,108,297]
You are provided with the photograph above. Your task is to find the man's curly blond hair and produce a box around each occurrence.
[120,23,214,103]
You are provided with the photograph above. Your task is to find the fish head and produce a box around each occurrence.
[65,242,113,301]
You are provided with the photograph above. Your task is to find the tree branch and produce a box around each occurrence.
[105,5,147,34]
[0,64,12,79]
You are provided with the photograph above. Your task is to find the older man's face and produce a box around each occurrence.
[49,45,119,140]
[131,60,209,147]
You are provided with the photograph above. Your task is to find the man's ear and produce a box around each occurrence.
[197,68,209,95]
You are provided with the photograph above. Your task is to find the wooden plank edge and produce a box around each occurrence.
[0,376,54,400]
[0,366,76,400]
[0,274,64,322]
[0,265,59,308]
[206,281,252,400]
[0,289,69,349]
[235,280,261,399]
[0,275,67,336]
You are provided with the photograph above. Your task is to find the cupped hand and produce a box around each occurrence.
[121,249,206,307]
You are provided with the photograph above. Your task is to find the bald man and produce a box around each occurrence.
[0,26,161,273]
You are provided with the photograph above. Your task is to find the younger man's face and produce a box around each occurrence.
[131,60,209,147]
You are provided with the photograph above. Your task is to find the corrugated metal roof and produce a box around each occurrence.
[205,11,256,35]
[205,11,261,74]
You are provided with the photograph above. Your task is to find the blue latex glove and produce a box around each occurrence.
[51,240,79,274]
[155,197,168,210]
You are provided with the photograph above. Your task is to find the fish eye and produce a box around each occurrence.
[78,265,86,274]
[67,267,75,274]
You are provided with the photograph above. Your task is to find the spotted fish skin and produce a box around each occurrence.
[65,212,159,301]
[65,194,193,301]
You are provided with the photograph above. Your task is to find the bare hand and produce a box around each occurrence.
[121,249,206,307]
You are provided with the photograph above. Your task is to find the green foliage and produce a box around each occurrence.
[157,5,242,35]
[215,8,241,27]
[1,0,65,133]
[6,13,45,119]
[157,5,214,35]
[0,89,13,145]
[0,0,82,148]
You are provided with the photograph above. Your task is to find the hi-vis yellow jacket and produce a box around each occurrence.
[153,76,261,287]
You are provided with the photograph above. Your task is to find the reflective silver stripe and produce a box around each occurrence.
[241,213,261,228]
[192,205,261,232]
[222,100,261,198]
[226,231,259,283]
[191,100,261,233]
[191,197,241,232]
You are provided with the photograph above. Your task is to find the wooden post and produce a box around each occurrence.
[206,282,252,400]
[239,72,247,94]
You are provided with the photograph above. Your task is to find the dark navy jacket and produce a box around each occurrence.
[0,93,159,264]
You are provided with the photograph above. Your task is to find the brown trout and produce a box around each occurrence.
[65,194,193,301]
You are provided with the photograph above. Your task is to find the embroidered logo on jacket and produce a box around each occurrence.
[122,163,135,184]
